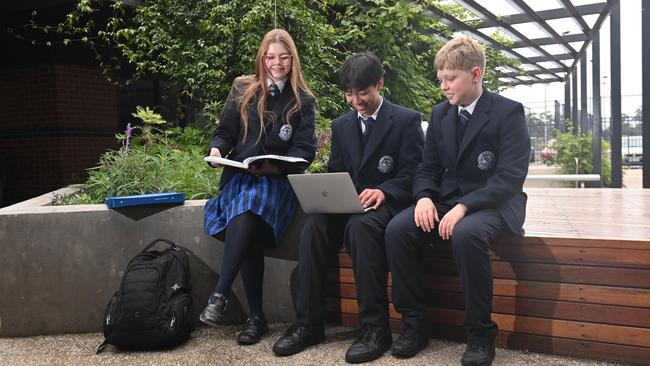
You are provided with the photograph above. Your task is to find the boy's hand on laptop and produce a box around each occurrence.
[208,148,222,168]
[359,188,385,209]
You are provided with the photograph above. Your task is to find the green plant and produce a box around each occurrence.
[53,107,220,204]
[22,0,521,121]
[548,122,612,186]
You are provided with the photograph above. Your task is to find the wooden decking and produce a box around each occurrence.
[524,188,650,240]
[326,188,650,365]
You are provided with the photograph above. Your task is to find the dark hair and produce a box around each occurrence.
[338,52,385,90]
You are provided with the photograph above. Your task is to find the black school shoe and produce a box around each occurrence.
[390,326,428,358]
[237,316,269,345]
[272,323,326,356]
[461,336,496,366]
[199,293,227,327]
[344,325,392,364]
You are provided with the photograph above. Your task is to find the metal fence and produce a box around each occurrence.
[526,101,642,166]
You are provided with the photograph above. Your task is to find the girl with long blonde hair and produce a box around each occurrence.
[201,29,316,345]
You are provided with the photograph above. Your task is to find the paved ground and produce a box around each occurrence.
[0,324,624,366]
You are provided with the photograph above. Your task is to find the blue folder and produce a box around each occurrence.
[105,192,185,209]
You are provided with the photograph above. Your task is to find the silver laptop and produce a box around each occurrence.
[287,172,373,214]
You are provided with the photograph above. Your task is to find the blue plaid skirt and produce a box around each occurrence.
[204,172,299,248]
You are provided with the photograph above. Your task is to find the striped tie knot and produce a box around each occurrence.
[459,108,471,124]
[269,83,280,97]
[360,116,374,135]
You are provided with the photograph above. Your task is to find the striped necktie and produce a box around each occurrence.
[458,108,471,144]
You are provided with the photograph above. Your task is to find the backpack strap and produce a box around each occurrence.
[140,238,179,254]
[97,339,110,354]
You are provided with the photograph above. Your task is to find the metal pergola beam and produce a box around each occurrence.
[610,0,622,188]
[501,68,566,77]
[592,32,602,186]
[528,53,574,63]
[456,0,571,70]
[643,0,650,187]
[426,6,551,84]
[558,0,593,37]
[567,1,613,71]
[508,0,577,56]
[512,33,588,48]
[475,3,606,27]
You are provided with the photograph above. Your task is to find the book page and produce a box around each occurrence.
[243,154,308,165]
[203,156,247,169]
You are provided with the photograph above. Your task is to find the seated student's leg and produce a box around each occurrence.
[200,212,263,327]
[451,209,505,365]
[344,206,393,328]
[273,213,347,356]
[237,215,273,345]
[342,205,394,363]
[384,205,432,357]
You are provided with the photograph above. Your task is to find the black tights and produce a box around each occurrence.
[213,212,271,318]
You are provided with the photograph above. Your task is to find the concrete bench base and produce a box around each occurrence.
[0,197,303,337]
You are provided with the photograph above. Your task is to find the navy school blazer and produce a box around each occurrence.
[209,77,317,188]
[328,99,424,207]
[413,90,530,236]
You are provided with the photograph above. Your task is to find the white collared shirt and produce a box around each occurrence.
[357,97,384,134]
[458,92,482,117]
[267,78,288,93]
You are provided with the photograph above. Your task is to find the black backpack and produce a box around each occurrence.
[97,238,194,352]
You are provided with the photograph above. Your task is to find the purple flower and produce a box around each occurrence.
[125,123,133,152]
[317,130,330,150]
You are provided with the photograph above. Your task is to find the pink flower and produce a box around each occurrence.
[541,147,557,161]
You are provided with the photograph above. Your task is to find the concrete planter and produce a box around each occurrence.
[0,188,303,337]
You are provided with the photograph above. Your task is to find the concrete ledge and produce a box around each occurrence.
[0,192,304,337]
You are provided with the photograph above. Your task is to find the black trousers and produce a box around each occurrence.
[385,204,506,340]
[294,204,400,328]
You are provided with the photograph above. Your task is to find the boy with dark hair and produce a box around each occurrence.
[272,51,424,363]
[385,36,530,365]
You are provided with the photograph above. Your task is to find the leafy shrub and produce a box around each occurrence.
[547,122,612,187]
[52,107,220,205]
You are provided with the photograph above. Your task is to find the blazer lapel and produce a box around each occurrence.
[360,100,394,168]
[343,112,363,171]
[458,91,492,162]
[441,105,459,164]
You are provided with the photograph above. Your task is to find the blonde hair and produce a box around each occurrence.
[236,29,313,142]
[434,36,486,74]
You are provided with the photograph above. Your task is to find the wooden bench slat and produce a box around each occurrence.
[327,283,650,328]
[420,245,650,269]
[336,254,650,289]
[330,269,650,307]
[326,299,650,348]
[333,313,650,365]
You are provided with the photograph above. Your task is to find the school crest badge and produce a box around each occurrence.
[477,150,496,170]
[278,124,293,141]
[378,155,394,174]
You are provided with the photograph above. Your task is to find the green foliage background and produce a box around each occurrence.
[37,0,521,120]
[30,0,526,203]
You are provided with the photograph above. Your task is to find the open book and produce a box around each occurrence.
[204,154,308,169]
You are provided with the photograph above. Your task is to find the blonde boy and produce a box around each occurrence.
[384,36,530,366]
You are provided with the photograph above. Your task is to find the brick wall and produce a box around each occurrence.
[0,64,118,206]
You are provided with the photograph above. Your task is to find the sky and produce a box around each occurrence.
[496,0,642,118]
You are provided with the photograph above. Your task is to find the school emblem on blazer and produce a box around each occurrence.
[279,124,293,141]
[378,155,394,174]
[477,151,496,170]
